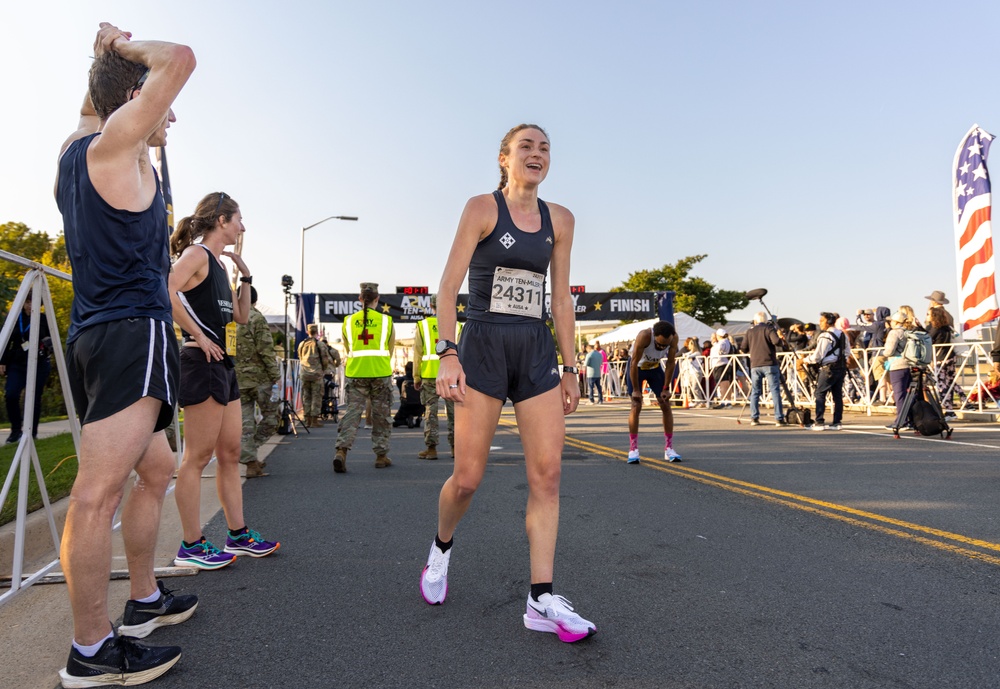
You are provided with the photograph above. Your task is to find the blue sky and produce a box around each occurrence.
[2,1,997,329]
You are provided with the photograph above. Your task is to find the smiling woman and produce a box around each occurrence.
[418,123,597,643]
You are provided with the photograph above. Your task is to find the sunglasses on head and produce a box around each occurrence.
[214,192,228,216]
[132,70,149,93]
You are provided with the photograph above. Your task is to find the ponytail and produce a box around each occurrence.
[170,191,239,258]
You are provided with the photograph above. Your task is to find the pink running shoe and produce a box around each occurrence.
[523,593,596,642]
[419,541,450,605]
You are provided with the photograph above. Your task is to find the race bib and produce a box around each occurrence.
[489,267,545,318]
[225,322,237,357]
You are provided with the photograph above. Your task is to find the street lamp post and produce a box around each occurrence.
[300,215,359,295]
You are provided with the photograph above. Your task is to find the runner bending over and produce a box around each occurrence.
[627,321,681,463]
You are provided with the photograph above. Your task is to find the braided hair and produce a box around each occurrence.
[360,285,379,342]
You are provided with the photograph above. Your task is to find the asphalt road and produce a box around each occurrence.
[64,405,1000,688]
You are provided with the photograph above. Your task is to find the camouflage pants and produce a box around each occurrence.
[336,376,393,455]
[240,383,278,464]
[301,377,324,417]
[420,382,455,449]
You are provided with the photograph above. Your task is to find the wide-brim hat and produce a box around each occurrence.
[924,290,949,304]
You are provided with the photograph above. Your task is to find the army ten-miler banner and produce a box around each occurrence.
[316,292,657,323]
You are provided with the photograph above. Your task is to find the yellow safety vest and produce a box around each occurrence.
[417,317,441,379]
[343,310,392,378]
[417,318,464,379]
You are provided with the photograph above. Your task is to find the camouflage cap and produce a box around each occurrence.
[360,282,379,293]
[430,293,437,307]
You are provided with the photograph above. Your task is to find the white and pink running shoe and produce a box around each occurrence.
[419,541,450,605]
[523,593,596,643]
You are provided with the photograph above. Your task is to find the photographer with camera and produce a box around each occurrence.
[739,311,787,426]
[1,294,52,444]
[799,312,848,430]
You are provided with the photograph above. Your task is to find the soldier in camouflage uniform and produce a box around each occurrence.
[320,338,342,418]
[413,295,458,459]
[236,286,280,478]
[334,283,395,472]
[297,323,334,427]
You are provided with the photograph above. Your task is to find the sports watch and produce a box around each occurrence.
[435,340,458,356]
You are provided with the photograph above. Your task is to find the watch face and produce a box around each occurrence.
[435,340,450,355]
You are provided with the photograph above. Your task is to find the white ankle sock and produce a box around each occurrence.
[136,588,161,604]
[73,631,113,657]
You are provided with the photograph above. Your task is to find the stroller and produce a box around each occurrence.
[321,374,340,423]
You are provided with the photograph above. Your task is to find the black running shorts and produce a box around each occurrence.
[626,365,666,396]
[179,347,240,407]
[459,319,560,403]
[66,317,179,431]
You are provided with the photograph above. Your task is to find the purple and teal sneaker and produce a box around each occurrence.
[174,537,236,570]
[224,528,280,558]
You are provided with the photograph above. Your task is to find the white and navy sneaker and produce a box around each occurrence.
[419,541,451,605]
[523,593,596,643]
[627,449,640,464]
[665,447,682,462]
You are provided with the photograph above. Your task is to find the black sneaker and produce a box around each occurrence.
[58,634,181,688]
[775,419,788,426]
[119,581,198,639]
[749,419,761,426]
[5,431,21,445]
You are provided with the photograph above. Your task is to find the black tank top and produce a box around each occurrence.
[56,133,172,343]
[466,190,554,323]
[178,245,233,349]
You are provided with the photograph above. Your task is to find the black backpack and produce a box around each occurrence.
[910,399,945,436]
[276,405,293,435]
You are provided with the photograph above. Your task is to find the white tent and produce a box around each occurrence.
[587,313,715,347]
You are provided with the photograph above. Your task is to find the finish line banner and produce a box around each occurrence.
[316,292,656,323]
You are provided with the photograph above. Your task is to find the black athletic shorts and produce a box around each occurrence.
[179,347,240,407]
[66,317,178,431]
[626,365,666,395]
[459,319,560,403]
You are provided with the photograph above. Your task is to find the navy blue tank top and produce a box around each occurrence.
[178,245,234,349]
[466,190,554,323]
[57,133,172,343]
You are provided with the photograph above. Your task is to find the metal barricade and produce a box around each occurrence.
[0,252,79,605]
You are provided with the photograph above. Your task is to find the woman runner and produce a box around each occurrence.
[169,192,279,570]
[419,124,596,642]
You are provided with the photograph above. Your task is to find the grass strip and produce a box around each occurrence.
[0,433,78,527]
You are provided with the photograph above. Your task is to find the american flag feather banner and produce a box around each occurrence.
[952,124,998,331]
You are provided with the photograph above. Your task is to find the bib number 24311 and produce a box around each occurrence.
[490,267,544,318]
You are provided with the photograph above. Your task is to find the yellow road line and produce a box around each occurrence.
[497,418,1000,565]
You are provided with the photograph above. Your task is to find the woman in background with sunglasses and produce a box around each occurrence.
[168,191,279,570]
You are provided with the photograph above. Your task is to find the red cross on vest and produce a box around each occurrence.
[358,330,374,345]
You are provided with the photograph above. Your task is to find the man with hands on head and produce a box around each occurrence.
[54,22,196,688]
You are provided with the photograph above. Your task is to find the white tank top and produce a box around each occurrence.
[636,327,669,370]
